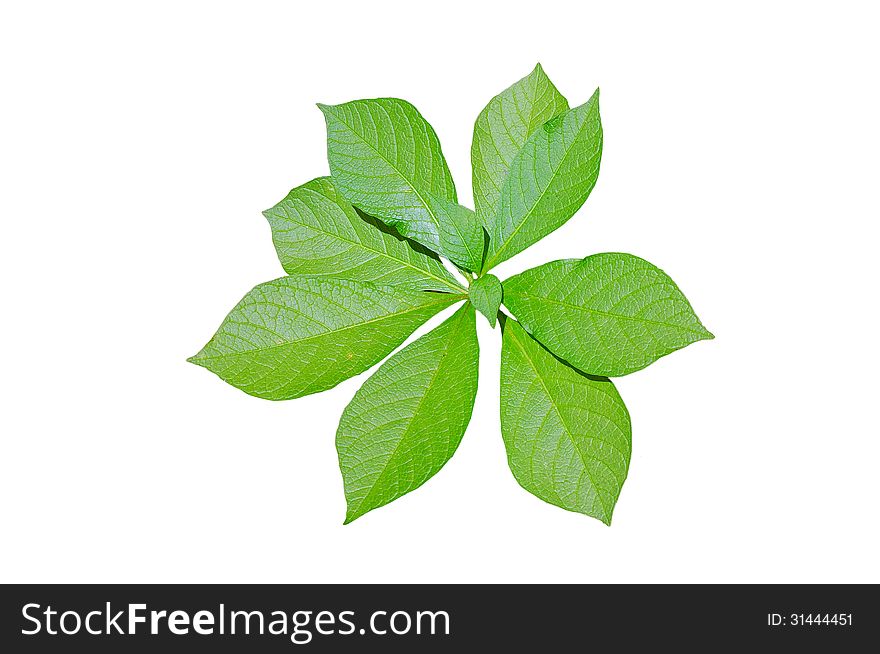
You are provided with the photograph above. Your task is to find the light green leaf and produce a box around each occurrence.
[319,99,484,270]
[421,193,485,271]
[502,254,714,377]
[188,276,462,400]
[483,90,603,272]
[262,177,463,293]
[500,318,631,524]
[337,303,479,523]
[472,63,569,231]
[468,273,502,327]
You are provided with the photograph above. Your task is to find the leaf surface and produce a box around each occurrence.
[263,177,463,293]
[502,254,713,376]
[471,64,569,231]
[483,90,603,271]
[500,318,631,524]
[337,303,479,523]
[468,273,502,327]
[320,99,483,270]
[188,276,461,400]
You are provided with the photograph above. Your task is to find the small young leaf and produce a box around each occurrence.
[263,177,463,293]
[337,303,479,523]
[472,63,569,231]
[483,90,603,271]
[500,318,631,524]
[468,273,502,327]
[502,254,713,376]
[188,276,461,400]
[319,99,484,270]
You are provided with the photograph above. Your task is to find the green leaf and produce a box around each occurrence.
[319,99,484,270]
[500,318,631,524]
[188,276,462,400]
[502,254,714,377]
[483,90,603,272]
[471,63,569,231]
[262,177,463,293]
[421,194,485,272]
[468,273,502,327]
[337,303,479,523]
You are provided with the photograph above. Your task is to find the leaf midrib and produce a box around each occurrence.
[508,293,709,336]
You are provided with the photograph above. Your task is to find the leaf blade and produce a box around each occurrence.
[500,318,631,524]
[502,254,713,376]
[471,63,569,231]
[337,303,479,522]
[262,177,463,293]
[320,99,483,270]
[468,273,502,327]
[484,90,603,271]
[422,193,485,271]
[188,276,461,400]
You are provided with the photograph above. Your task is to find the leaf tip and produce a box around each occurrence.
[596,506,614,526]
[697,324,715,341]
[342,511,359,526]
[187,352,207,367]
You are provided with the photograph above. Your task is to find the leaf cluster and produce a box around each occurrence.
[190,65,712,524]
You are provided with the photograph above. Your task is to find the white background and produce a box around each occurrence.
[2,1,878,583]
